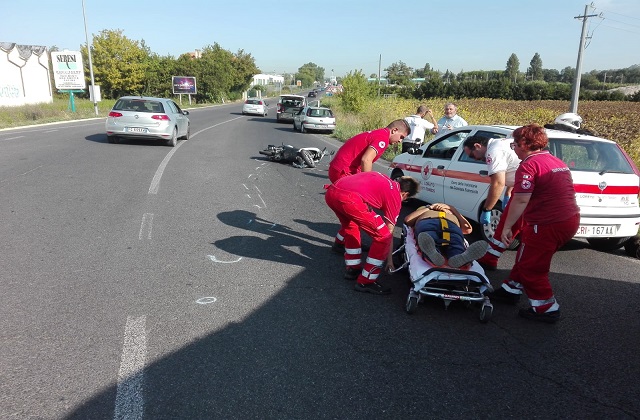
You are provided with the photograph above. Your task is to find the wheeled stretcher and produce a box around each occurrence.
[391,224,494,323]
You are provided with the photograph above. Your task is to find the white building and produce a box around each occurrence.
[250,73,285,86]
[0,42,52,106]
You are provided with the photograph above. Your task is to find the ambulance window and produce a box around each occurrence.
[423,131,470,160]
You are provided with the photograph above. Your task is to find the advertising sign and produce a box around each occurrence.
[51,51,86,90]
[172,76,197,94]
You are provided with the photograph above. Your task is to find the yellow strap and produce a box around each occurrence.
[439,212,450,245]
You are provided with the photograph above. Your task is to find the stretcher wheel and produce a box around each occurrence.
[479,304,493,323]
[405,295,419,314]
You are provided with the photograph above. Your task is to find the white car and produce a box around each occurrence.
[292,106,336,133]
[242,98,268,117]
[105,96,190,147]
[388,124,640,251]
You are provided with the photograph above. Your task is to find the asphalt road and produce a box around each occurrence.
[1,101,639,419]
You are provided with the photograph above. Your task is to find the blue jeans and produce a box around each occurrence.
[414,218,465,259]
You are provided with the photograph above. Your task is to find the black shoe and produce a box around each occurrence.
[354,281,391,295]
[361,243,370,252]
[518,308,560,324]
[331,242,345,254]
[489,287,521,305]
[344,268,360,280]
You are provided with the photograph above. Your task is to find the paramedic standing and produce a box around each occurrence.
[401,105,438,153]
[431,102,467,137]
[492,124,580,323]
[325,172,419,295]
[328,119,410,183]
[462,135,522,270]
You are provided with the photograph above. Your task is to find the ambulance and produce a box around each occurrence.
[388,125,640,251]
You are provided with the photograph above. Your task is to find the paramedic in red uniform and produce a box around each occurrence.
[325,172,419,295]
[328,119,410,183]
[491,124,580,323]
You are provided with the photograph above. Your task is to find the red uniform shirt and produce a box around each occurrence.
[513,150,580,225]
[334,171,402,225]
[329,128,390,176]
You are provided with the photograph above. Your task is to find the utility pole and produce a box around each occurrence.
[569,4,598,113]
[82,0,98,116]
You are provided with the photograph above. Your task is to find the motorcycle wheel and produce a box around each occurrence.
[259,150,275,156]
[299,150,315,168]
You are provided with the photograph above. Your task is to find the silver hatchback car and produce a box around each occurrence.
[105,96,190,147]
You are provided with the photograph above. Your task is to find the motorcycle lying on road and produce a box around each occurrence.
[259,144,333,168]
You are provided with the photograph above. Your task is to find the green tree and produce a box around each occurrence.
[560,66,575,84]
[384,61,414,85]
[528,53,543,81]
[84,29,148,99]
[340,70,373,113]
[296,63,324,88]
[505,53,520,83]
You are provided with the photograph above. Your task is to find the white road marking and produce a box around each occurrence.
[0,165,44,184]
[114,316,146,420]
[196,297,218,304]
[0,136,25,141]
[138,213,154,240]
[207,255,242,263]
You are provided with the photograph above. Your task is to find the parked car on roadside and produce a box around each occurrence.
[292,106,336,133]
[105,96,190,147]
[242,98,268,117]
[388,124,640,251]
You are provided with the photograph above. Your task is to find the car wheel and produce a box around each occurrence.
[623,235,640,259]
[180,124,190,140]
[586,237,628,251]
[480,208,520,250]
[389,169,404,181]
[166,127,177,147]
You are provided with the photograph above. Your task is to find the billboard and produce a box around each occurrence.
[51,51,86,90]
[172,76,197,94]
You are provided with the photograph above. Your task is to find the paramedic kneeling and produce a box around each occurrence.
[492,124,580,324]
[325,172,419,295]
[404,203,488,268]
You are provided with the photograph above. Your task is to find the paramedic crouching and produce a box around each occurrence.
[492,124,580,324]
[325,172,419,295]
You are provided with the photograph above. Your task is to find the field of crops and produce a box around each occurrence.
[325,97,640,168]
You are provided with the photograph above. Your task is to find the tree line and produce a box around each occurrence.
[377,53,640,102]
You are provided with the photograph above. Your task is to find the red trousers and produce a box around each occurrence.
[325,185,392,284]
[481,199,525,266]
[505,213,580,312]
[328,166,354,184]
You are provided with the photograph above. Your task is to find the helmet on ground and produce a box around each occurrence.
[554,112,582,129]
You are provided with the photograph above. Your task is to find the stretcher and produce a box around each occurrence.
[391,224,494,323]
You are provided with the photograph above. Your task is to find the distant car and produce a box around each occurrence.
[242,98,268,117]
[388,124,640,251]
[292,106,336,133]
[105,96,190,147]
[308,91,317,98]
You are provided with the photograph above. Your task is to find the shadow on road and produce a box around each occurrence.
[65,209,640,419]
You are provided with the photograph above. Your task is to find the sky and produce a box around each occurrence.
[2,0,640,78]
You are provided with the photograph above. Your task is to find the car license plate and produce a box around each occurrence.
[576,225,618,236]
[126,127,148,133]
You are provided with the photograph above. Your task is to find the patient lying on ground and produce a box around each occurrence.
[404,203,488,268]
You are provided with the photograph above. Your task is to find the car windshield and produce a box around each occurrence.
[246,100,261,105]
[308,108,333,117]
[547,138,636,174]
[114,99,164,113]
